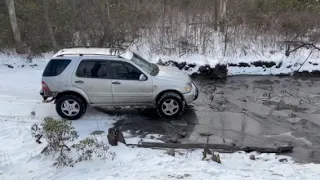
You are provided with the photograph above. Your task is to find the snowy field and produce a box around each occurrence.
[1,53,320,180]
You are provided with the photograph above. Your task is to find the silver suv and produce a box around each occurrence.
[40,48,198,120]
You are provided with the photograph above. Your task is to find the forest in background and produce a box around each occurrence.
[2,0,320,59]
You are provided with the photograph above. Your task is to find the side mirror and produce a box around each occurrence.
[139,74,147,81]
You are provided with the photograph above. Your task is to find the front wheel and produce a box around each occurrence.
[55,95,86,120]
[157,92,185,118]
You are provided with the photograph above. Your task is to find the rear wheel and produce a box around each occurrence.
[157,92,184,118]
[55,95,86,120]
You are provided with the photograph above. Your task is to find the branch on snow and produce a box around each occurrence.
[283,40,320,57]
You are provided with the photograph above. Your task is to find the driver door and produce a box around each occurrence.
[109,60,153,104]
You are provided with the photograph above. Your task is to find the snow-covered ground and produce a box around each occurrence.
[130,40,320,75]
[1,53,320,180]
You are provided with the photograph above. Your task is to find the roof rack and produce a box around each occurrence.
[52,47,134,60]
[56,53,116,57]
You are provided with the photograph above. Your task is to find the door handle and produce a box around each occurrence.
[75,80,84,84]
[112,81,121,85]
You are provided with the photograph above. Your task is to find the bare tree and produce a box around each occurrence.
[5,0,23,53]
[214,0,219,31]
[219,0,227,32]
[43,0,58,50]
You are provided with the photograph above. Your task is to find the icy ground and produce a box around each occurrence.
[1,53,320,180]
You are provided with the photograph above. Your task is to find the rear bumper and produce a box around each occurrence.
[183,82,199,104]
[40,89,55,102]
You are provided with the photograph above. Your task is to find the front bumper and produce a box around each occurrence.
[183,82,199,104]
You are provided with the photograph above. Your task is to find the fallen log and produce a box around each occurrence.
[137,142,293,154]
[126,144,235,153]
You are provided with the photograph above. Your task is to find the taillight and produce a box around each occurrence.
[42,81,50,92]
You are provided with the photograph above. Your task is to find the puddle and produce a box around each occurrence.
[99,76,320,163]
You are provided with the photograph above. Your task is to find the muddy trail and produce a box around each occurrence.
[99,76,320,163]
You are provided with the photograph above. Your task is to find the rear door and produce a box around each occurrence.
[109,60,153,104]
[72,58,112,104]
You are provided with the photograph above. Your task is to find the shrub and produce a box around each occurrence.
[31,117,115,167]
[31,117,79,167]
[31,117,79,155]
[72,137,113,163]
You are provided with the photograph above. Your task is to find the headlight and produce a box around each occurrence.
[184,83,192,93]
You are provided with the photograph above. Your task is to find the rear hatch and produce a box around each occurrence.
[41,58,73,97]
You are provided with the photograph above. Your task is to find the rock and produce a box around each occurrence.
[199,133,213,137]
[177,132,186,139]
[166,135,180,143]
[116,129,126,145]
[21,65,25,68]
[166,149,175,157]
[276,99,289,110]
[216,90,224,94]
[150,135,155,139]
[91,130,105,135]
[279,158,288,162]
[31,111,36,116]
[212,153,222,163]
[4,64,13,69]
[230,142,236,146]
[202,148,222,163]
[249,155,256,160]
[209,95,214,103]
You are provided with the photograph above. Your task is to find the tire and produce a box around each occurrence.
[156,92,185,118]
[55,95,86,120]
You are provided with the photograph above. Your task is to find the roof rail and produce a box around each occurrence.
[52,47,134,60]
[56,53,114,57]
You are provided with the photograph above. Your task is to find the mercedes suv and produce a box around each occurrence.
[40,48,198,120]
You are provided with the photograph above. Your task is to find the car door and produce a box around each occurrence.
[109,60,153,104]
[72,59,113,104]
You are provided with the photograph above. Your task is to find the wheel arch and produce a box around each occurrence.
[55,90,89,105]
[154,90,184,104]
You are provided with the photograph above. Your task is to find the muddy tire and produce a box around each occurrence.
[55,95,86,120]
[157,92,185,118]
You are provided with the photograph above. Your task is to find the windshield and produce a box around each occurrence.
[131,53,159,76]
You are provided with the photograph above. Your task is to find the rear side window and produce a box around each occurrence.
[43,59,71,77]
[76,60,108,78]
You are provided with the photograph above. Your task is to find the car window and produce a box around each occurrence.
[76,60,108,78]
[110,61,142,80]
[43,59,71,77]
[131,53,154,74]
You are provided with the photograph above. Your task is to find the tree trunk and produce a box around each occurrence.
[71,0,77,46]
[43,0,58,50]
[214,0,219,31]
[5,0,24,53]
[106,0,111,23]
[137,142,294,154]
[161,0,167,49]
[107,128,126,146]
[219,0,227,32]
[107,128,118,146]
